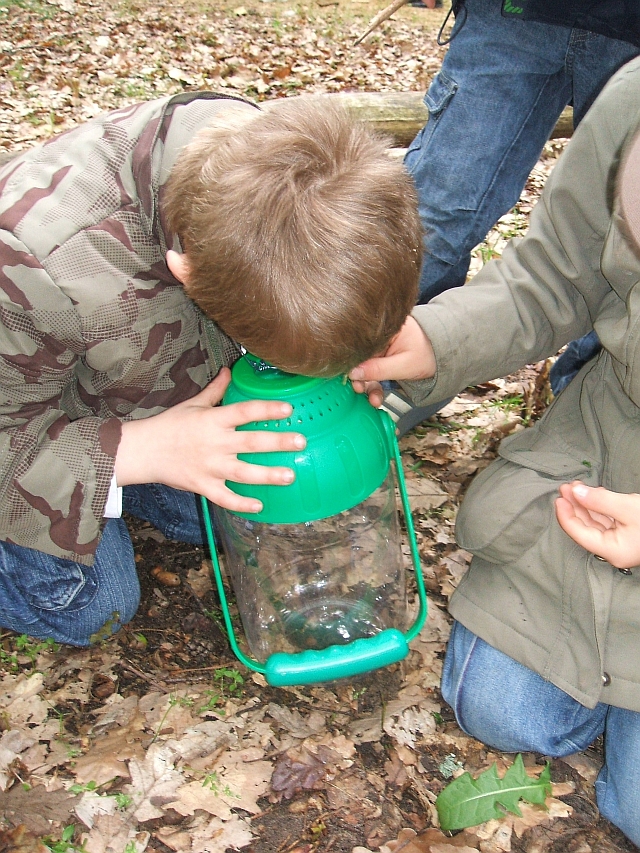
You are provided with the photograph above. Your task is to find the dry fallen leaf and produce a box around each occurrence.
[270,744,338,800]
[0,673,49,730]
[0,824,50,853]
[72,723,146,785]
[506,795,574,838]
[266,704,326,739]
[560,751,599,784]
[168,750,271,818]
[122,740,185,822]
[380,826,482,853]
[383,706,437,749]
[80,813,149,853]
[0,786,79,837]
[186,562,214,597]
[404,474,449,513]
[157,814,254,853]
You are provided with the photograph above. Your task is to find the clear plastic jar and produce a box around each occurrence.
[214,470,408,662]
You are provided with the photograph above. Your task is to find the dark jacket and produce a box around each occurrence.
[499,0,640,48]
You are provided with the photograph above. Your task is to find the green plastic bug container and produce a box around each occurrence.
[201,355,427,686]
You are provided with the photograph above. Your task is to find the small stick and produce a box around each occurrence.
[354,0,409,45]
[119,659,169,692]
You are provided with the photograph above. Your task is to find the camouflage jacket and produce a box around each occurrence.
[0,93,253,564]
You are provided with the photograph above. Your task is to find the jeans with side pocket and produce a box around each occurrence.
[404,0,639,390]
[442,620,640,846]
[405,0,640,303]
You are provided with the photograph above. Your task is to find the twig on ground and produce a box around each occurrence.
[119,658,169,692]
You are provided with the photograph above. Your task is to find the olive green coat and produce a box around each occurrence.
[408,57,640,711]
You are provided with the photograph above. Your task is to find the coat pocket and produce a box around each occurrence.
[456,439,596,565]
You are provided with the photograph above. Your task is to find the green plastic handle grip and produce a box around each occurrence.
[264,628,409,686]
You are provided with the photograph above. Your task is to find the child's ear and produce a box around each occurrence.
[166,250,191,286]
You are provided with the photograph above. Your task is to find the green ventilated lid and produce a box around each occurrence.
[223,354,391,523]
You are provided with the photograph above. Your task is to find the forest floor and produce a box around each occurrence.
[1,0,636,852]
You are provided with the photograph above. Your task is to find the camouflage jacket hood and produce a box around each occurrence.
[0,93,252,564]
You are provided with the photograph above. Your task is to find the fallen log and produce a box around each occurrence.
[0,92,573,168]
[262,91,573,148]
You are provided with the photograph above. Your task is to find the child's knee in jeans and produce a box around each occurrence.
[441,622,607,756]
[441,622,508,742]
[596,766,640,845]
[39,562,139,646]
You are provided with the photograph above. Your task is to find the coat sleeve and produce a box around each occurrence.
[0,228,121,564]
[403,58,640,407]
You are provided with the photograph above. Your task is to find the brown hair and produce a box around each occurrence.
[163,97,422,377]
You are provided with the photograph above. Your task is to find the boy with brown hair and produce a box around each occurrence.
[0,93,421,646]
[162,100,420,378]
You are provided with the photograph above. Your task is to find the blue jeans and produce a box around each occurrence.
[405,0,640,302]
[442,621,640,845]
[0,485,205,646]
[405,0,639,388]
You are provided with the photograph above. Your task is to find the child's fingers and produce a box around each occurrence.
[555,497,609,551]
[349,377,382,399]
[349,317,436,383]
[223,459,296,488]
[349,352,418,383]
[556,492,640,569]
[559,482,615,528]
[554,495,575,529]
[557,484,611,528]
[567,482,635,525]
[195,368,232,406]
[555,496,599,533]
[365,382,384,408]
[207,483,263,515]
[230,426,306,456]
[215,398,294,430]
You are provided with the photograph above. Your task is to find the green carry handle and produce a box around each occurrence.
[265,629,409,687]
[200,409,427,686]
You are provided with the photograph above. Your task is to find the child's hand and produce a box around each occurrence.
[348,316,436,404]
[116,368,306,514]
[555,482,640,569]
